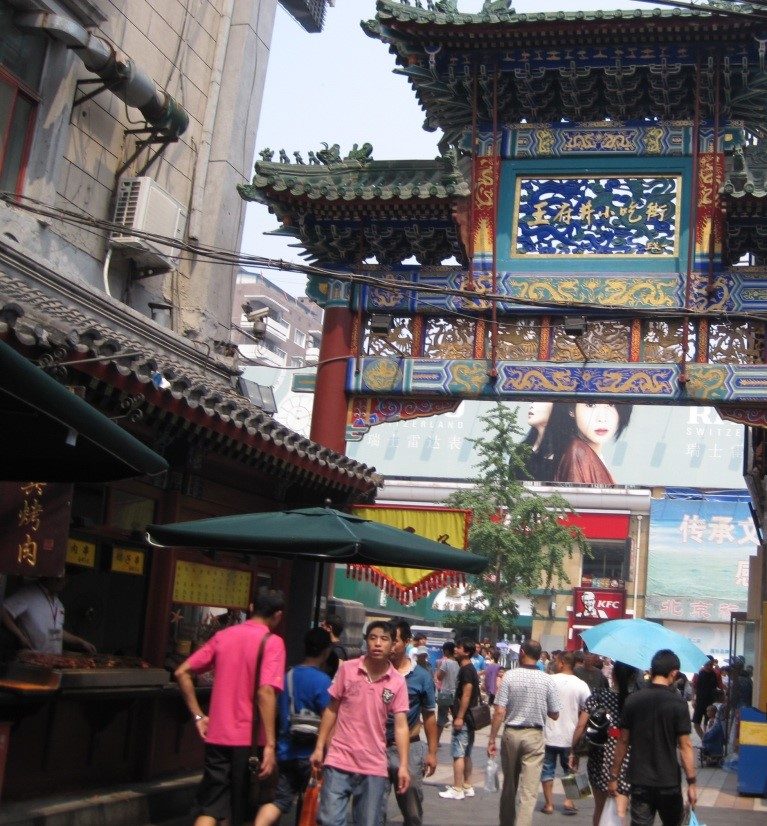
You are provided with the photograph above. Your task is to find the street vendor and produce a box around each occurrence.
[1,576,96,654]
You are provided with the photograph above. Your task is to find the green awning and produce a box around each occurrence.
[1,338,168,482]
[147,507,488,574]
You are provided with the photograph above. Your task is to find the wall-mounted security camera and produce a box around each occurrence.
[242,302,270,323]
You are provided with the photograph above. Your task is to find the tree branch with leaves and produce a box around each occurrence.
[446,402,588,640]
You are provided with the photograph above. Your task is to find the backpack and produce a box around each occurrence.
[331,643,348,662]
[584,707,610,747]
[287,669,322,743]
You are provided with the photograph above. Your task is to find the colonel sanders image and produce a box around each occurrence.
[575,591,608,619]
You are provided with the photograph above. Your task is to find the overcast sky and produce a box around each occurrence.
[242,0,648,295]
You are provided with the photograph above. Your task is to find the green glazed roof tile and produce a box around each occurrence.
[239,157,469,205]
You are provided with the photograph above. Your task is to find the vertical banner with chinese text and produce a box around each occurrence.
[646,492,755,622]
[0,482,72,577]
[472,155,498,262]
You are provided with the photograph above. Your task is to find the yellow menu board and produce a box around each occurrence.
[112,547,145,575]
[66,538,96,568]
[172,560,251,609]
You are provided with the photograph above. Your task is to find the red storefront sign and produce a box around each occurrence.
[567,587,626,651]
[0,482,72,577]
[559,512,630,540]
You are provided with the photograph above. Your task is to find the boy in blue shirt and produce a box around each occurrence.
[255,627,332,826]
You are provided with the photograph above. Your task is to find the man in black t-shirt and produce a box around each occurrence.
[438,638,480,800]
[609,649,697,826]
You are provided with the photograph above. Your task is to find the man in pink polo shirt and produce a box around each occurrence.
[176,589,286,826]
[311,620,410,826]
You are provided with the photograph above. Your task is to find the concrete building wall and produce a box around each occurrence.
[2,0,283,343]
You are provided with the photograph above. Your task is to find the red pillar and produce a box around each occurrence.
[310,306,353,454]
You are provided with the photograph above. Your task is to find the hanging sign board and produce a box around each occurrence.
[0,482,72,576]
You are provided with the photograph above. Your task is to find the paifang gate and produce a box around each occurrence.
[240,2,767,454]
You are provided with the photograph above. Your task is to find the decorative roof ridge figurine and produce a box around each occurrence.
[344,142,374,164]
[255,143,374,168]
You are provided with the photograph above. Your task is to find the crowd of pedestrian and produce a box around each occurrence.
[172,595,729,826]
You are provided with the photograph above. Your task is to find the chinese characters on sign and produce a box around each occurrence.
[112,547,145,575]
[172,561,252,609]
[646,496,755,623]
[66,539,96,568]
[0,482,72,576]
[513,175,681,257]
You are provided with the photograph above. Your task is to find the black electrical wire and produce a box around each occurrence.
[3,190,767,325]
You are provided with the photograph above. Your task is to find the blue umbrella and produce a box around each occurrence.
[580,619,709,673]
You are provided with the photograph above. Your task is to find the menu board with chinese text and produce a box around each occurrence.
[172,560,251,609]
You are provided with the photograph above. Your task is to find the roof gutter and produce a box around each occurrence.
[15,12,189,138]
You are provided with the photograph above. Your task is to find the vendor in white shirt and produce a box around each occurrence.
[1,576,96,654]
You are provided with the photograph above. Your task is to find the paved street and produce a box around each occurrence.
[2,727,763,825]
[416,730,767,826]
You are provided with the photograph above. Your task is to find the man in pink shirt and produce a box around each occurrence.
[176,589,286,826]
[310,620,410,826]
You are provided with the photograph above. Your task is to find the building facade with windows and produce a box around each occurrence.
[232,269,322,367]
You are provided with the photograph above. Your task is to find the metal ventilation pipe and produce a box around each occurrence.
[15,12,189,138]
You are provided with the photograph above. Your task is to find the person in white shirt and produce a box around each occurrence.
[1,577,95,655]
[540,651,591,815]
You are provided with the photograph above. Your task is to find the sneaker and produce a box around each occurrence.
[439,786,465,800]
[462,785,475,797]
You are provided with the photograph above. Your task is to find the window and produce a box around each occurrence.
[294,329,306,347]
[0,9,46,194]
[581,540,629,582]
[290,356,304,367]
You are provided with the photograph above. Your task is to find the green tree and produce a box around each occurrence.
[446,402,588,640]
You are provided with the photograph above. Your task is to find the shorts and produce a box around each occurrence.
[437,703,452,728]
[272,759,311,813]
[541,745,570,782]
[451,726,475,760]
[193,744,252,823]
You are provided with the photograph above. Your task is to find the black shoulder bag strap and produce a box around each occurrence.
[249,631,272,772]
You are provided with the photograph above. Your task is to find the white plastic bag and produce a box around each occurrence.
[598,797,623,826]
[484,756,499,792]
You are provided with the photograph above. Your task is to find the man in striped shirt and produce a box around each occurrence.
[488,640,560,826]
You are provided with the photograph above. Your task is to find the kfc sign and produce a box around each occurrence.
[567,587,627,650]
[572,588,626,623]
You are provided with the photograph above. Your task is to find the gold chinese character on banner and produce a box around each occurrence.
[20,482,47,497]
[17,534,38,566]
[18,498,44,532]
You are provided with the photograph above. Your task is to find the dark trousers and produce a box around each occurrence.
[630,784,684,826]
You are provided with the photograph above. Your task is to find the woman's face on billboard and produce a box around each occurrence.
[574,403,619,452]
[527,401,553,430]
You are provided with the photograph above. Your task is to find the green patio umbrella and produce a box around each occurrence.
[147,507,487,623]
[0,338,168,482]
[147,507,488,574]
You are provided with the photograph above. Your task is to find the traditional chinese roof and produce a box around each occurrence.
[239,153,469,266]
[721,144,767,263]
[0,250,381,498]
[364,1,767,143]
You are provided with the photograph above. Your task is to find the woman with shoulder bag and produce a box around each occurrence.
[569,661,636,826]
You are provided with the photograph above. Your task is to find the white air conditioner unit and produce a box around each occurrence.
[110,177,187,270]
